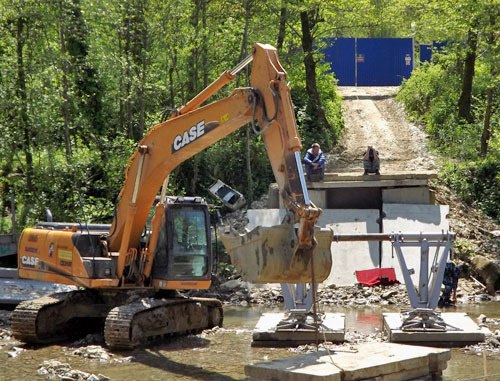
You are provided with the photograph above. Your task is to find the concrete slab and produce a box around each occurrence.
[309,179,429,189]
[321,210,380,286]
[381,204,450,284]
[252,312,345,347]
[245,342,451,381]
[383,312,489,345]
[323,171,438,181]
[246,209,380,286]
[246,209,285,231]
[382,187,431,204]
[309,190,327,209]
[0,267,18,279]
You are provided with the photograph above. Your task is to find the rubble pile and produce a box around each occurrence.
[63,334,134,364]
[463,314,500,356]
[37,360,108,381]
[205,280,412,307]
[431,182,500,263]
[288,328,385,354]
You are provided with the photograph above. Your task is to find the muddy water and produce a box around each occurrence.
[1,303,500,380]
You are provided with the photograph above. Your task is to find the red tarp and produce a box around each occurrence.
[355,268,399,286]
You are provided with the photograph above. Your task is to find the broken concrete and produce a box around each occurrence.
[252,312,344,347]
[383,312,490,345]
[245,342,450,381]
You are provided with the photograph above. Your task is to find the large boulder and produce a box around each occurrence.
[472,255,500,295]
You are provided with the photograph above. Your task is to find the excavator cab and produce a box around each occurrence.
[151,196,212,281]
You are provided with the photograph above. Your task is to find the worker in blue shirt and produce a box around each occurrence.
[438,261,465,307]
[303,143,326,182]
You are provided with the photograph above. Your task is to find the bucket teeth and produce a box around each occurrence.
[219,225,332,284]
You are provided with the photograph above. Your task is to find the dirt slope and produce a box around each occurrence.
[327,86,437,173]
[327,86,499,263]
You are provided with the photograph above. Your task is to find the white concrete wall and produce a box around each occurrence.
[308,190,327,209]
[321,210,380,286]
[382,187,431,204]
[381,204,450,285]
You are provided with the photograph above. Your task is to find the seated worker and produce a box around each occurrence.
[303,143,326,182]
[438,261,465,307]
[363,145,380,175]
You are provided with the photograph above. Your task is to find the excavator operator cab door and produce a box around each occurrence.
[152,196,212,282]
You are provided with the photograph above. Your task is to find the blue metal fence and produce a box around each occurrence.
[323,38,356,86]
[420,44,432,63]
[324,38,414,86]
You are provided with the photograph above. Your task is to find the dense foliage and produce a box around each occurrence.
[0,0,348,231]
[0,0,498,232]
[397,0,499,222]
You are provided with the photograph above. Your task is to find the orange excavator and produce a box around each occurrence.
[12,43,333,349]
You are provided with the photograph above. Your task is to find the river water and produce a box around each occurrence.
[1,303,499,380]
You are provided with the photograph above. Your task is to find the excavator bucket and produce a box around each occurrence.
[219,225,333,284]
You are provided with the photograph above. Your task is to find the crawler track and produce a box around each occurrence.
[11,291,90,344]
[104,297,223,350]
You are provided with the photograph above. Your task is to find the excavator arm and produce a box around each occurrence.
[107,43,332,284]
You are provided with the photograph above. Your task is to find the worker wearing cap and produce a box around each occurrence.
[303,143,326,182]
[438,261,465,307]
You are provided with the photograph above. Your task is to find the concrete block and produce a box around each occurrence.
[245,342,450,381]
[0,267,18,279]
[381,204,450,284]
[252,312,345,346]
[246,209,285,231]
[246,352,342,381]
[321,209,380,286]
[383,312,488,344]
[309,190,327,209]
[382,187,431,204]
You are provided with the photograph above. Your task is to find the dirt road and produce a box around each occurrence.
[327,86,437,173]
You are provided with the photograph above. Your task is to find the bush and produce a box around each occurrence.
[440,157,500,222]
[7,136,136,228]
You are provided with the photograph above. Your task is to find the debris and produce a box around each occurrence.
[37,360,108,381]
[7,346,24,358]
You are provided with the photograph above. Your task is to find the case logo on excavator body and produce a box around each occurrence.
[21,255,39,268]
[172,120,218,153]
[172,120,205,153]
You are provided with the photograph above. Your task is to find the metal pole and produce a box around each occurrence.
[419,239,429,304]
[332,232,455,242]
[294,151,311,206]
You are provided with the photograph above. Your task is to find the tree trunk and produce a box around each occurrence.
[125,10,133,139]
[59,0,72,160]
[201,0,208,88]
[277,3,287,51]
[138,2,147,139]
[480,14,497,157]
[118,27,125,132]
[458,27,478,122]
[236,0,252,89]
[16,17,33,193]
[300,10,331,133]
[480,87,493,156]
